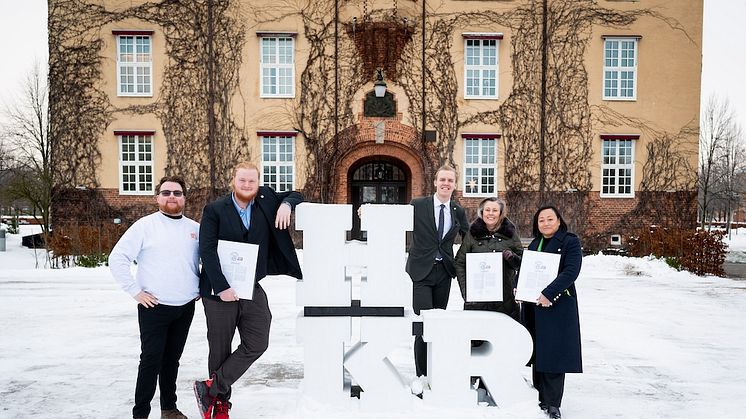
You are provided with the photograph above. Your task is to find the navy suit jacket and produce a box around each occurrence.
[198,187,303,298]
[405,196,468,281]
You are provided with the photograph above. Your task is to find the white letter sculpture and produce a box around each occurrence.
[423,309,534,407]
[295,203,535,412]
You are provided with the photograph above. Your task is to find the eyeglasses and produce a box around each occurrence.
[158,190,184,197]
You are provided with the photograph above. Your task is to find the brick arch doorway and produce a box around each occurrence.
[349,157,410,239]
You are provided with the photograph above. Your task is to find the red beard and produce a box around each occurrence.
[159,201,184,216]
[234,188,257,204]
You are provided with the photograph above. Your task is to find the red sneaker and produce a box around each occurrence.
[193,379,215,419]
[213,399,231,419]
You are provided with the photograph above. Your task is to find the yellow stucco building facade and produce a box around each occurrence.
[49,0,702,249]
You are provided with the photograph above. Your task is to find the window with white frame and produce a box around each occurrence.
[260,133,295,191]
[600,136,636,197]
[116,34,152,96]
[463,135,497,196]
[260,36,295,98]
[464,36,499,99]
[603,37,638,100]
[118,132,154,194]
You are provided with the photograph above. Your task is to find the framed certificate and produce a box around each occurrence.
[217,240,259,300]
[515,250,561,303]
[465,253,503,302]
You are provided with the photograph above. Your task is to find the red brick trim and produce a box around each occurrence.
[257,131,298,137]
[462,32,504,40]
[600,134,640,140]
[256,31,297,38]
[112,30,154,36]
[114,130,155,136]
[602,35,642,40]
[462,133,501,139]
[335,141,426,204]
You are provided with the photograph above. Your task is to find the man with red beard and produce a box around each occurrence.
[109,176,199,419]
[194,162,303,418]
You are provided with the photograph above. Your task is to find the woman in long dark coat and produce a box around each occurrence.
[455,197,523,320]
[520,205,582,419]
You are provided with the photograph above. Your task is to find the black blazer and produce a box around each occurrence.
[405,196,468,281]
[198,187,303,298]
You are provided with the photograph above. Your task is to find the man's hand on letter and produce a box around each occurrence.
[275,202,292,229]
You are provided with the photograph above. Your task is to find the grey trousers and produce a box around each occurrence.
[202,284,272,400]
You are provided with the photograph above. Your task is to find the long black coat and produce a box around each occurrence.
[405,196,469,281]
[520,228,583,373]
[198,187,303,298]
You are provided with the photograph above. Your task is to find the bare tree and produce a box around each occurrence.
[717,118,744,236]
[2,63,52,257]
[698,95,741,229]
[0,137,12,220]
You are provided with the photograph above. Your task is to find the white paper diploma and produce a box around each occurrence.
[217,240,259,300]
[515,250,561,302]
[465,253,503,302]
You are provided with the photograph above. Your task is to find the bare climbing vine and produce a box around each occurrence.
[50,0,247,210]
[48,0,700,251]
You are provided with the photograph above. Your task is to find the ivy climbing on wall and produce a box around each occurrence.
[50,0,248,202]
[48,0,700,250]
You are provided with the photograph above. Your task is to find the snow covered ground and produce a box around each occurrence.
[1,225,746,418]
[724,227,746,262]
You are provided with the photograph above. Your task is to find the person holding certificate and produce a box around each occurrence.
[455,197,523,320]
[520,205,582,419]
[194,162,303,419]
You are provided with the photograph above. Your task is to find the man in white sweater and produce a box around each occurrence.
[109,175,200,419]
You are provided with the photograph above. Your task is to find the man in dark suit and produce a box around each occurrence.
[406,165,469,386]
[194,162,302,419]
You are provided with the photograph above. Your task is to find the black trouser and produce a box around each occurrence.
[523,302,566,408]
[203,284,272,400]
[412,261,452,377]
[533,368,565,408]
[133,300,195,418]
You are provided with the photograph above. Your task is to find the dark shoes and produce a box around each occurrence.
[546,406,561,418]
[193,379,215,419]
[161,408,188,418]
[133,406,187,419]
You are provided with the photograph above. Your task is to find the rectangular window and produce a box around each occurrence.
[601,138,635,197]
[603,37,638,100]
[118,133,154,194]
[464,38,499,99]
[463,136,497,196]
[260,36,295,98]
[117,35,152,96]
[261,134,295,191]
